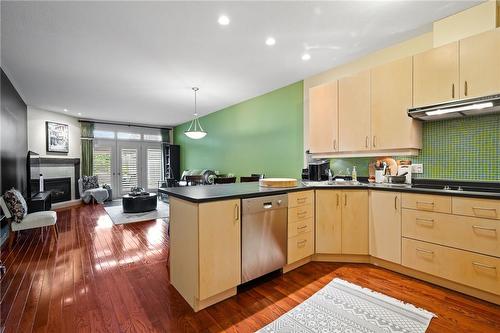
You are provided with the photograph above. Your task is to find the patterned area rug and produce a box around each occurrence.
[104,200,169,225]
[257,278,435,333]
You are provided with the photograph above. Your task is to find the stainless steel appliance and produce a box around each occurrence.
[241,194,288,283]
[408,93,500,121]
[308,160,330,181]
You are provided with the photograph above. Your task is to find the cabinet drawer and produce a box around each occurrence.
[402,238,500,295]
[288,204,313,223]
[402,209,500,257]
[288,191,314,208]
[287,231,314,264]
[288,218,313,238]
[453,197,500,220]
[402,193,451,213]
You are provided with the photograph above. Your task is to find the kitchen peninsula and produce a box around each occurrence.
[161,181,500,311]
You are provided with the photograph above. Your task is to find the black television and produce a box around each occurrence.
[27,151,41,198]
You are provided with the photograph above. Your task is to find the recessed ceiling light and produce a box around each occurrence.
[302,53,311,61]
[265,37,276,46]
[77,112,82,116]
[63,108,68,112]
[218,15,230,26]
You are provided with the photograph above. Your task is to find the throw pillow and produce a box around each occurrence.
[3,188,27,224]
[82,176,99,191]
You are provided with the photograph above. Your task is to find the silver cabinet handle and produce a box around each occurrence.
[472,262,496,270]
[234,203,239,221]
[365,136,369,148]
[472,225,497,232]
[333,139,337,151]
[344,194,347,206]
[416,248,434,255]
[297,239,307,247]
[336,193,339,207]
[452,83,455,98]
[464,81,468,97]
[472,207,497,217]
[394,196,398,210]
[297,210,308,218]
[372,136,376,148]
[416,218,435,226]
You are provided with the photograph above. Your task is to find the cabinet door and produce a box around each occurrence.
[369,191,402,264]
[339,71,371,152]
[460,29,500,99]
[341,190,369,254]
[309,81,339,153]
[198,199,241,300]
[315,190,342,254]
[413,42,459,106]
[371,57,421,150]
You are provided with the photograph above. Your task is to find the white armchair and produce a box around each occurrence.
[0,196,58,249]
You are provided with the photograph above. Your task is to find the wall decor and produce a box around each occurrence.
[46,121,69,153]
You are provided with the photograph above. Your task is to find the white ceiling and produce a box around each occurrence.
[1,1,481,127]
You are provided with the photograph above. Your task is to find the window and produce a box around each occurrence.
[94,130,115,139]
[93,146,112,185]
[117,132,141,140]
[121,148,138,190]
[143,134,162,142]
[147,148,162,189]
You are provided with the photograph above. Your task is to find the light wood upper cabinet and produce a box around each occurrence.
[459,29,500,99]
[341,190,369,255]
[413,42,459,107]
[339,70,371,152]
[369,191,402,264]
[371,57,421,150]
[198,199,241,300]
[309,81,339,153]
[315,190,342,254]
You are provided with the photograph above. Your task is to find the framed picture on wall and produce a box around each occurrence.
[46,121,69,153]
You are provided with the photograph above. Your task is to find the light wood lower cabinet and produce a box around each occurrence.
[170,197,241,311]
[287,191,315,264]
[369,191,402,264]
[198,200,241,300]
[402,209,500,258]
[402,238,500,296]
[342,190,369,255]
[402,193,452,213]
[315,190,368,255]
[315,190,342,254]
[453,196,500,220]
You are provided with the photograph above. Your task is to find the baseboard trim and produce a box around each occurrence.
[283,256,312,273]
[195,287,237,312]
[313,253,370,263]
[370,257,500,306]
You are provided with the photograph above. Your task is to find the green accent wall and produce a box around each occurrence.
[332,114,500,182]
[174,81,304,179]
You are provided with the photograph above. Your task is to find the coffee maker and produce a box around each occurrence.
[307,160,330,181]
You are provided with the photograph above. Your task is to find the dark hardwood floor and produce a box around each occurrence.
[1,203,500,333]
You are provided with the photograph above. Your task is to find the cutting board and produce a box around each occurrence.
[259,178,298,188]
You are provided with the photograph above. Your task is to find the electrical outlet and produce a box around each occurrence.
[412,164,423,174]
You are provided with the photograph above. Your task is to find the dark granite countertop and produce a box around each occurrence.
[158,180,500,203]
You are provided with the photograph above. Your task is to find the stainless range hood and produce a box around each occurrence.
[408,93,500,121]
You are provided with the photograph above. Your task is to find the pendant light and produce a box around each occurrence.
[184,87,207,139]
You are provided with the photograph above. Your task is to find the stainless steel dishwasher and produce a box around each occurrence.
[241,194,288,283]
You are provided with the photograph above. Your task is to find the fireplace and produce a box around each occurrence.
[31,177,72,203]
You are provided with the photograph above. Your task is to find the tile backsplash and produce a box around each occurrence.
[331,114,500,182]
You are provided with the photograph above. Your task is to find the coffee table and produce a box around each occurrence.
[122,193,157,213]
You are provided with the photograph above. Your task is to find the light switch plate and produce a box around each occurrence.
[412,164,423,174]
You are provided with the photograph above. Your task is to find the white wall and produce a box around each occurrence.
[27,106,81,158]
